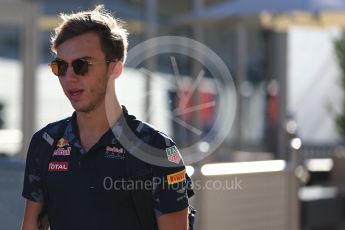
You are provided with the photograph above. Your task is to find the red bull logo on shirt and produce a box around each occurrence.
[53,147,71,156]
[56,138,69,148]
[105,146,125,159]
[106,146,125,153]
[53,138,71,156]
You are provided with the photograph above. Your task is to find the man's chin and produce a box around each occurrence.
[72,104,93,113]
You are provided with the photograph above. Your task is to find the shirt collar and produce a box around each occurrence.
[62,105,134,154]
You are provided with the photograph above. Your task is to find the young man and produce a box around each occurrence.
[22,5,191,230]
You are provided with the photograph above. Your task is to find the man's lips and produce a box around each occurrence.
[68,89,84,100]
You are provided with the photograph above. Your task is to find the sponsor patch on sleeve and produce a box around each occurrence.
[165,145,181,164]
[167,169,186,185]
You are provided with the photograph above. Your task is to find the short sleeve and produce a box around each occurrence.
[150,132,191,215]
[22,131,45,203]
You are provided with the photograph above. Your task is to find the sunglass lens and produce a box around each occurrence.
[49,62,60,76]
[50,60,68,76]
[57,61,68,76]
[72,59,89,75]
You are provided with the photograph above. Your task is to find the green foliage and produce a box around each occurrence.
[335,32,345,137]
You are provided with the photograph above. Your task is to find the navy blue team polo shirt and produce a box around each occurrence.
[22,106,191,230]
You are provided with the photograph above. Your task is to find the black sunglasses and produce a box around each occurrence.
[48,58,112,76]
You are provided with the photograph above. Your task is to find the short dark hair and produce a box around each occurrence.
[51,5,128,62]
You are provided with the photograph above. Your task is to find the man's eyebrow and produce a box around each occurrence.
[54,56,92,61]
[79,56,92,60]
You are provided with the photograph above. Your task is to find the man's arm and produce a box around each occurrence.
[21,200,44,230]
[156,208,188,230]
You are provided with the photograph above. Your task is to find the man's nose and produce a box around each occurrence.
[63,66,79,81]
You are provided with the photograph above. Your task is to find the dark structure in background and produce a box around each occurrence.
[0,103,4,129]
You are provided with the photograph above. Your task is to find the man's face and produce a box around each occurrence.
[55,32,110,113]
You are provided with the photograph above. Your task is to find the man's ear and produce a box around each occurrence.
[110,61,123,79]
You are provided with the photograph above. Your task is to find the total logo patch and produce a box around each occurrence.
[104,146,125,160]
[165,145,181,164]
[167,169,186,185]
[48,162,69,171]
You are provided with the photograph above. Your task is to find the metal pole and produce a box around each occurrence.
[190,0,204,145]
[289,137,301,230]
[235,24,247,150]
[144,0,157,123]
[274,32,288,160]
[191,2,204,229]
[20,0,40,159]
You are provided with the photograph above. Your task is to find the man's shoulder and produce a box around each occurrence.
[31,117,71,143]
[127,118,185,164]
[123,106,175,146]
[127,118,175,147]
[27,117,71,158]
[124,119,185,169]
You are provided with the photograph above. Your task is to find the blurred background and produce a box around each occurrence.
[1,0,345,229]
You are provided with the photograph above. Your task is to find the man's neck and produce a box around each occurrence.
[75,78,123,152]
[76,101,122,135]
[75,101,122,152]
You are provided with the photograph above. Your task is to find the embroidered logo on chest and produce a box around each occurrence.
[53,138,71,156]
[48,162,69,171]
[104,146,125,160]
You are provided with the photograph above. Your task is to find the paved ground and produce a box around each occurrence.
[0,157,25,229]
